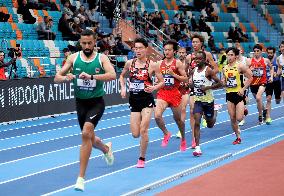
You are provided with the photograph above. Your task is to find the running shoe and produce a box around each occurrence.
[161,132,171,147]
[136,159,145,168]
[238,119,245,126]
[176,131,182,138]
[258,116,263,125]
[233,138,241,145]
[263,109,267,121]
[214,104,222,111]
[74,177,84,192]
[193,146,202,156]
[202,119,207,128]
[266,117,272,125]
[180,140,187,151]
[104,142,114,166]
[191,139,196,149]
[244,108,248,116]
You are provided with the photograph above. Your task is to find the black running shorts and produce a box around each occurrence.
[76,97,105,130]
[226,92,245,105]
[266,80,281,100]
[129,93,155,112]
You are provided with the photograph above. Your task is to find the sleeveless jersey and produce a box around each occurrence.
[250,57,267,85]
[72,52,105,99]
[129,58,152,95]
[224,62,242,93]
[267,57,279,82]
[160,59,180,90]
[193,66,214,103]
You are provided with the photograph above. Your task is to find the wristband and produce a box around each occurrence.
[91,75,93,80]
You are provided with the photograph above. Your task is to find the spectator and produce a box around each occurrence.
[38,0,58,11]
[37,16,56,40]
[108,33,116,48]
[190,15,199,31]
[61,48,71,69]
[178,34,192,51]
[208,35,218,52]
[199,15,211,35]
[173,13,180,24]
[127,46,135,60]
[227,0,238,13]
[17,0,36,24]
[97,35,111,53]
[0,11,10,22]
[58,14,80,41]
[0,51,16,80]
[63,1,74,18]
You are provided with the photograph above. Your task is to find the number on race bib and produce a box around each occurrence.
[252,68,264,77]
[77,79,96,90]
[226,76,237,88]
[129,79,145,92]
[164,74,174,86]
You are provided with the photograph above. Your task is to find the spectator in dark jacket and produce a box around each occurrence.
[17,0,36,24]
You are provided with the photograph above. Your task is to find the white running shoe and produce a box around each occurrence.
[238,119,245,126]
[193,146,202,157]
[74,177,84,191]
[104,142,114,166]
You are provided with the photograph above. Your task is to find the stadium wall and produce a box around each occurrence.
[0,76,128,123]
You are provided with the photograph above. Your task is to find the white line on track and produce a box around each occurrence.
[43,115,284,195]
[1,105,283,186]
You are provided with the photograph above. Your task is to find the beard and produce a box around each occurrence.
[83,49,93,57]
[268,55,273,60]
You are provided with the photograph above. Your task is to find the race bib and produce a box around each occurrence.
[129,79,144,92]
[164,74,174,86]
[252,68,264,77]
[77,78,96,90]
[226,76,237,88]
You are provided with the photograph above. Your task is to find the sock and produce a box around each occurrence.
[139,157,145,161]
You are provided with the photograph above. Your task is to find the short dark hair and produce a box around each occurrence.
[134,37,148,47]
[266,46,276,53]
[226,47,240,55]
[196,50,206,60]
[81,29,96,39]
[253,44,262,51]
[63,48,70,53]
[279,41,284,47]
[191,33,204,43]
[163,40,178,51]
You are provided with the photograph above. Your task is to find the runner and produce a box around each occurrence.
[265,47,282,124]
[154,40,188,151]
[119,38,164,168]
[185,33,219,148]
[223,47,252,144]
[236,48,250,126]
[191,50,222,156]
[176,47,190,139]
[248,44,273,124]
[54,30,115,192]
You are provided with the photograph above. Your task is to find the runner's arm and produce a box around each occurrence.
[204,68,222,90]
[206,51,219,74]
[54,53,75,83]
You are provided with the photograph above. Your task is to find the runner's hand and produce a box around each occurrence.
[79,72,91,80]
[238,88,244,96]
[145,85,155,93]
[121,88,126,98]
[65,73,75,81]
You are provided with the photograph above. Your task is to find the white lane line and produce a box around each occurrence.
[43,115,284,195]
[2,106,284,187]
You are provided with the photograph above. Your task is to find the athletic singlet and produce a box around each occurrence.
[160,59,180,90]
[250,57,267,85]
[179,59,190,91]
[224,62,242,93]
[129,58,152,94]
[193,66,213,103]
[267,57,279,82]
[189,53,197,69]
[279,54,284,77]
